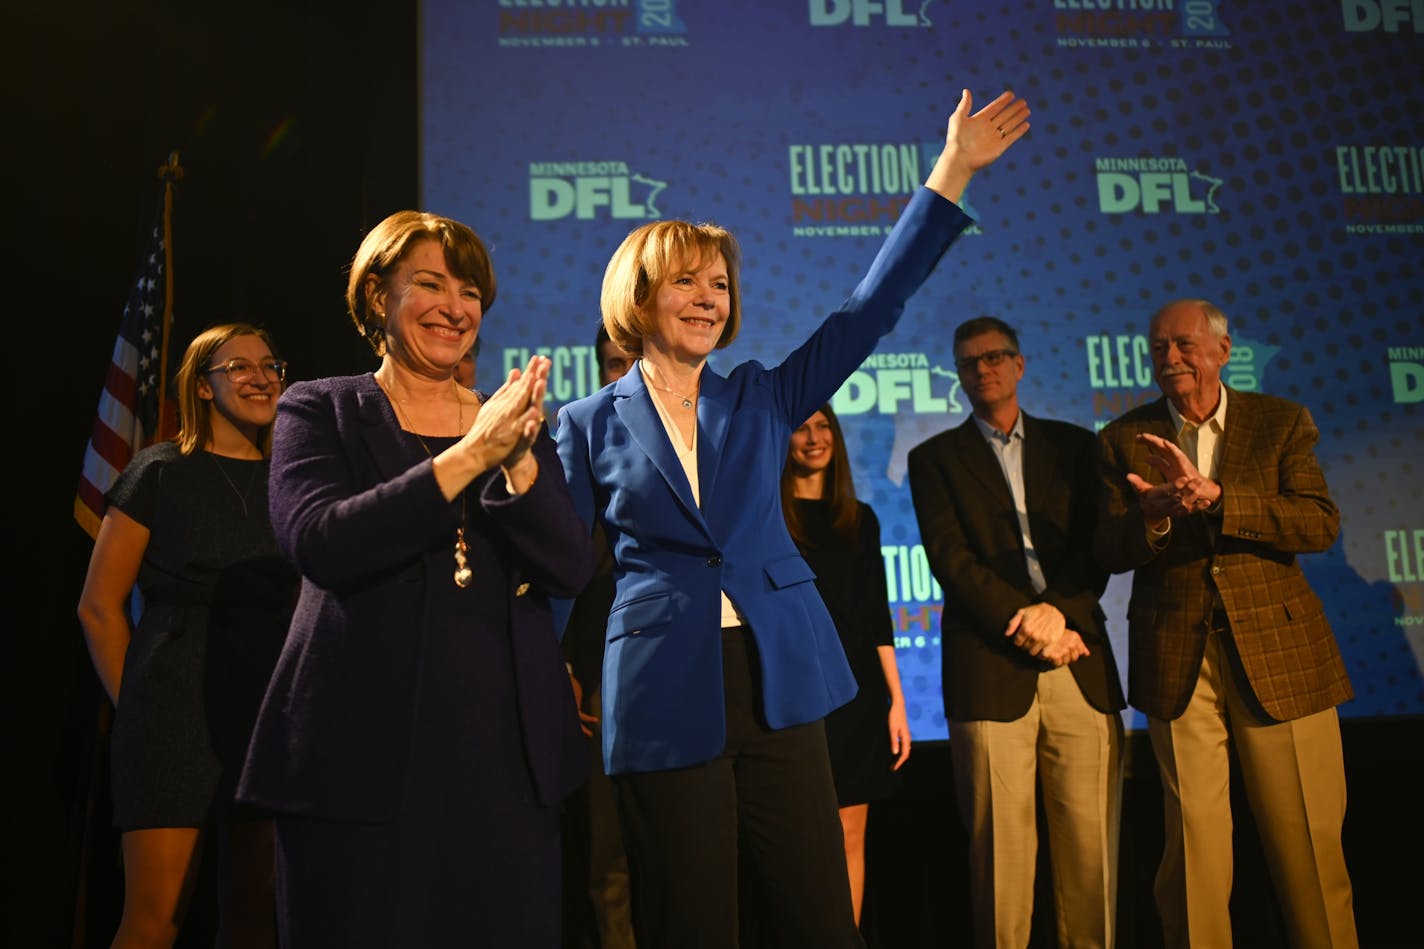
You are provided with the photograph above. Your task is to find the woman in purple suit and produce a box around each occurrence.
[239,211,593,948]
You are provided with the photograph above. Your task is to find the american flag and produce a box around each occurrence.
[73,186,175,539]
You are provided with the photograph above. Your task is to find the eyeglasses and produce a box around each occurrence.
[205,358,287,384]
[954,348,1018,374]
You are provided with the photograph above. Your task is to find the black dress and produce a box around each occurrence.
[793,498,902,807]
[106,442,297,828]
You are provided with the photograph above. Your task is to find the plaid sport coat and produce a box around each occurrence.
[1094,389,1352,723]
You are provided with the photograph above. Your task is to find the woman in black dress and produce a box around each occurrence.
[77,323,296,947]
[781,403,911,926]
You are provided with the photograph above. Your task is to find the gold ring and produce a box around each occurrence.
[998,126,1007,138]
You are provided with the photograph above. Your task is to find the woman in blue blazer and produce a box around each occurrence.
[555,88,1030,948]
[239,211,593,948]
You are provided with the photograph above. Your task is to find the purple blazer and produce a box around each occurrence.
[238,374,593,821]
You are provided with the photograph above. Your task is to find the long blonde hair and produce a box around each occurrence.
[172,323,282,456]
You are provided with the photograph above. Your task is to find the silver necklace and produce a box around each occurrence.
[210,453,258,519]
[645,367,698,409]
[654,384,695,409]
[381,377,473,588]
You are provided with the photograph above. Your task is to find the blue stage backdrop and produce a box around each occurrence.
[420,1,1423,737]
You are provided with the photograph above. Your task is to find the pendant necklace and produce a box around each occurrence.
[210,453,259,519]
[659,386,696,409]
[381,376,473,588]
[646,366,698,408]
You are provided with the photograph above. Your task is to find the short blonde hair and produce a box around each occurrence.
[346,211,497,356]
[600,219,742,358]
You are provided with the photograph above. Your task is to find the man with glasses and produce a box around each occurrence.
[1094,299,1357,949]
[908,316,1125,949]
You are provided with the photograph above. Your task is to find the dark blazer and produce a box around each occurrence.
[238,374,594,822]
[1094,389,1352,722]
[561,525,615,701]
[908,413,1125,722]
[557,187,973,776]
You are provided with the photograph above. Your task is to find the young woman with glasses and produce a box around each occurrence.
[77,322,298,948]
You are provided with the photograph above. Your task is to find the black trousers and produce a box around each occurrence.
[613,626,865,949]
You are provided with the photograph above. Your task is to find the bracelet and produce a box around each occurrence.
[503,457,539,495]
[1148,518,1171,537]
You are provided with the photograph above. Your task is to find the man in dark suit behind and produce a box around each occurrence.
[908,316,1125,949]
[1094,298,1357,949]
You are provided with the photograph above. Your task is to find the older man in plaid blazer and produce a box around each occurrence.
[1094,299,1357,949]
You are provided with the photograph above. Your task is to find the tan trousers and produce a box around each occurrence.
[950,665,1124,949]
[1148,629,1358,949]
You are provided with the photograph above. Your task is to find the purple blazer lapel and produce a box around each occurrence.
[356,374,429,483]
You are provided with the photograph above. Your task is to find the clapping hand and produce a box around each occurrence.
[462,355,549,479]
[1126,432,1221,520]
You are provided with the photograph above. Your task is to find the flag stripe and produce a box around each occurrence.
[82,426,127,488]
[74,194,170,540]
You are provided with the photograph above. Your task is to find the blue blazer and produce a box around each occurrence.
[238,374,593,821]
[556,188,972,775]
